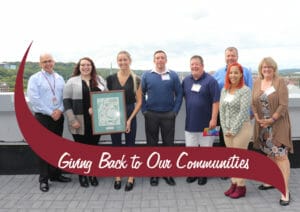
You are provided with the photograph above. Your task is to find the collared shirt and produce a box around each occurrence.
[213,66,253,91]
[27,69,65,116]
[151,68,169,75]
[182,72,220,132]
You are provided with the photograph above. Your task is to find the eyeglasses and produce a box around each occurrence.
[80,64,92,67]
[41,60,53,64]
[262,66,273,69]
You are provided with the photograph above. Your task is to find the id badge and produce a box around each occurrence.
[161,74,170,81]
[191,83,201,92]
[52,97,58,106]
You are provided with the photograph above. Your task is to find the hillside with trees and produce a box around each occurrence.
[1,62,300,92]
[0,62,145,91]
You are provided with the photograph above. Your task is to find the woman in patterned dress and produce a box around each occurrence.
[219,62,252,199]
[252,57,293,206]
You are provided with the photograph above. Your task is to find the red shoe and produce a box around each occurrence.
[229,186,246,199]
[224,183,237,196]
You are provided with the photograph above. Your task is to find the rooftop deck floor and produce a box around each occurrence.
[0,169,299,212]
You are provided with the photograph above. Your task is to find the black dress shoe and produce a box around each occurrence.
[258,184,275,190]
[89,176,98,186]
[221,177,228,180]
[198,177,207,185]
[186,177,197,183]
[114,180,122,190]
[79,176,89,187]
[150,177,159,186]
[125,179,135,192]
[40,182,49,192]
[279,193,290,206]
[163,177,176,186]
[50,175,72,183]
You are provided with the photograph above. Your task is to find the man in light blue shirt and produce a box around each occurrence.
[214,47,253,92]
[27,53,71,192]
[213,48,253,144]
[213,47,253,180]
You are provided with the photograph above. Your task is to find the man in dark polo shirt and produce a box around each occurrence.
[182,55,220,185]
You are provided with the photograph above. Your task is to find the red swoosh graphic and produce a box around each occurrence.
[14,42,286,195]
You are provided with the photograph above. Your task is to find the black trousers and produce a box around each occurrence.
[144,111,176,146]
[35,113,64,183]
[72,133,100,178]
[72,134,100,146]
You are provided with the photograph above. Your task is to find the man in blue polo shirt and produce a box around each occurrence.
[182,55,220,186]
[142,50,183,187]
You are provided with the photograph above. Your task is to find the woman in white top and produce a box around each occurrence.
[219,62,252,199]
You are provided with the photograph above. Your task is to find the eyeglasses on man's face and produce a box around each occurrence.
[41,60,54,64]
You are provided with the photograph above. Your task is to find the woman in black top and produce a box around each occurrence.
[106,51,142,191]
[63,57,106,187]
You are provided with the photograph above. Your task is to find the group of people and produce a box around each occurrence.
[27,47,293,206]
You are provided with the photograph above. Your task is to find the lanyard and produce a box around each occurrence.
[41,71,56,96]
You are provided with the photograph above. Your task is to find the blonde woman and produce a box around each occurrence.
[252,57,293,206]
[106,51,142,191]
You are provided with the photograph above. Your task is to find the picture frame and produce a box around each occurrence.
[90,90,127,135]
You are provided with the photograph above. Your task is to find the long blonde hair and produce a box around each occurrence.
[117,50,138,93]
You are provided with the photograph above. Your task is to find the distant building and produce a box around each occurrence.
[0,82,9,92]
[0,63,17,70]
[288,84,300,98]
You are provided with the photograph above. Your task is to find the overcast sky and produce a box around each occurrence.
[1,0,300,72]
